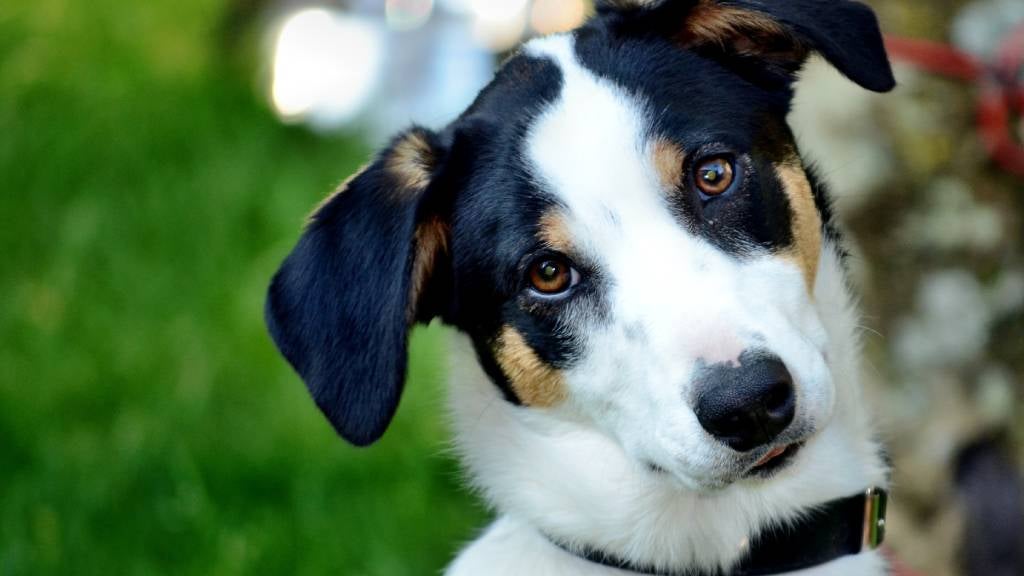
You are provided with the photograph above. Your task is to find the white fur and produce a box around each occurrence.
[444,34,888,576]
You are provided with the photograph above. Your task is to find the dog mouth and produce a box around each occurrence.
[746,443,803,477]
[643,434,811,489]
[645,442,805,486]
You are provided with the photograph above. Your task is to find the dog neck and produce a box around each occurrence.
[547,487,888,575]
[446,246,889,574]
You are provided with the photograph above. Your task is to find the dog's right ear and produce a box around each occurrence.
[596,0,896,93]
[266,127,450,446]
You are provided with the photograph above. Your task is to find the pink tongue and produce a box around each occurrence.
[755,446,787,468]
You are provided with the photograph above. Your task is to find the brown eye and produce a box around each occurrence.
[694,156,735,197]
[528,257,576,295]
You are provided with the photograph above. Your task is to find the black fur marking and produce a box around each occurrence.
[447,54,582,403]
[471,336,523,405]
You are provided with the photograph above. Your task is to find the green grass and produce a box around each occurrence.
[0,1,486,574]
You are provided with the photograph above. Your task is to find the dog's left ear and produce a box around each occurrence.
[598,0,896,93]
[265,127,451,446]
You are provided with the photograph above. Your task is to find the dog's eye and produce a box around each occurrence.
[694,156,735,197]
[527,256,578,296]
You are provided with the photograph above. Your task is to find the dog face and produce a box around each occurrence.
[266,0,894,490]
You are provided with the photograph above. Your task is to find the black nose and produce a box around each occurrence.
[694,354,796,452]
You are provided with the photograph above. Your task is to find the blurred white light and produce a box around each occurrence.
[271,8,385,125]
[530,0,588,35]
[468,0,530,23]
[468,0,529,51]
[386,0,434,31]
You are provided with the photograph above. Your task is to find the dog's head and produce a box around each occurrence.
[267,0,894,490]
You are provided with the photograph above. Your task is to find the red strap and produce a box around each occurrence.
[884,36,982,81]
[884,23,1024,178]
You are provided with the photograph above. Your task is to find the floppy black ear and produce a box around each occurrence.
[266,127,450,446]
[598,0,896,93]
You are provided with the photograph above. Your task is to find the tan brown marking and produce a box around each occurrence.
[679,2,804,60]
[386,131,436,194]
[538,209,574,253]
[652,139,686,193]
[407,217,449,322]
[495,326,567,408]
[776,163,822,293]
[310,131,435,222]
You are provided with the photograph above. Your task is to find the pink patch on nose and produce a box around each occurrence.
[684,328,746,366]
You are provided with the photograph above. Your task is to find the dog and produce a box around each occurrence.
[265,1,897,574]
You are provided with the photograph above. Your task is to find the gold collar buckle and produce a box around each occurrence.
[862,487,888,551]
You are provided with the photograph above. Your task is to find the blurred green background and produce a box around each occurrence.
[0,1,485,574]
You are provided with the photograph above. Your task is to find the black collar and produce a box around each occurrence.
[550,488,888,576]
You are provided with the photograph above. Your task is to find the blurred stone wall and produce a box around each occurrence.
[791,1,1024,574]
